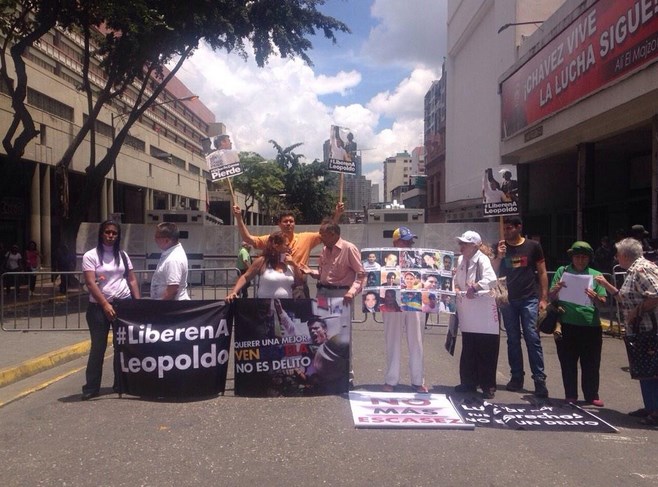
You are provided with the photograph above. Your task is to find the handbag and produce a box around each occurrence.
[623,307,658,380]
[492,277,509,307]
[444,313,458,356]
[536,302,563,334]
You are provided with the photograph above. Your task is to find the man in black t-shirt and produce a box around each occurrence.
[492,216,549,398]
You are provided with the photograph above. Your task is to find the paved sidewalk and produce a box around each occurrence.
[0,330,90,388]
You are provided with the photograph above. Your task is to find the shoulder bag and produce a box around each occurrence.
[623,305,658,380]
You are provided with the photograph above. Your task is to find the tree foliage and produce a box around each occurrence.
[231,151,285,222]
[268,140,337,224]
[0,0,349,245]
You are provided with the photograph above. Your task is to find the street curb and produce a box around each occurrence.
[0,339,91,388]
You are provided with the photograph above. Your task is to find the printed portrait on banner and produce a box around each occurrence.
[233,297,351,397]
[204,133,243,181]
[482,165,519,217]
[327,125,357,174]
[361,248,456,314]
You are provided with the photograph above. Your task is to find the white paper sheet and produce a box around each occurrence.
[558,273,593,307]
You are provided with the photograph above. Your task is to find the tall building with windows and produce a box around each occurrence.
[0,26,220,263]
[383,151,412,203]
[424,62,447,222]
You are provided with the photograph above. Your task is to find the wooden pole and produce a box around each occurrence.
[339,173,344,202]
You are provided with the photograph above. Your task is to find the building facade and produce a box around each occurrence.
[0,26,219,264]
[424,63,447,223]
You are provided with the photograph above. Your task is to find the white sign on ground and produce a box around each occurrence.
[348,391,474,429]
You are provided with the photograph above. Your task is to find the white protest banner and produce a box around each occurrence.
[455,292,500,334]
[349,391,473,429]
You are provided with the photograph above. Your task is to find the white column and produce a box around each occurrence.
[41,166,52,267]
[30,164,41,248]
[101,178,108,221]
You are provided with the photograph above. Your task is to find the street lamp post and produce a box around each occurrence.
[109,94,199,216]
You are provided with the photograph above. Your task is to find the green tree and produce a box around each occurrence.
[0,0,349,247]
[231,152,286,223]
[268,140,337,223]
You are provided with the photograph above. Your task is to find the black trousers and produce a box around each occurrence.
[459,332,500,391]
[83,303,120,394]
[555,322,602,401]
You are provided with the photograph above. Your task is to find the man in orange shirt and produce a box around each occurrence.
[232,202,344,297]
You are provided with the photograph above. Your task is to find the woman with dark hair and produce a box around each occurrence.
[81,220,140,400]
[226,231,303,300]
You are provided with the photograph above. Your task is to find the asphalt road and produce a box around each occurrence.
[1,319,657,487]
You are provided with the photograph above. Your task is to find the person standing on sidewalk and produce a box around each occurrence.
[492,216,549,398]
[25,241,41,296]
[81,220,140,400]
[235,241,252,298]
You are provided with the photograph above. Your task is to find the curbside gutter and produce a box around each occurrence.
[0,340,91,388]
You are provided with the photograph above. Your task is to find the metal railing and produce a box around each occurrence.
[1,268,237,331]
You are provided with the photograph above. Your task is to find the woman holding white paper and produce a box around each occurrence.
[549,241,607,406]
[452,231,499,399]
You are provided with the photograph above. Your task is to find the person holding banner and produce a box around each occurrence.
[452,231,499,399]
[382,227,428,393]
[226,231,303,301]
[549,241,607,407]
[81,220,141,400]
[232,202,344,297]
[302,221,365,306]
[151,222,190,300]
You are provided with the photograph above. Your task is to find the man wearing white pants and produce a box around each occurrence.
[382,227,428,393]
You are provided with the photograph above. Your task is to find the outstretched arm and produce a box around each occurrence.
[226,256,263,301]
[329,201,345,224]
[232,205,256,246]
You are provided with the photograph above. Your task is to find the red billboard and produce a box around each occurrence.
[501,0,658,138]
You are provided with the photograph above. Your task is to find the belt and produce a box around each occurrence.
[317,284,350,290]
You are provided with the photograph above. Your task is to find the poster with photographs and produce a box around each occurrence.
[482,165,519,217]
[361,248,456,314]
[203,133,243,181]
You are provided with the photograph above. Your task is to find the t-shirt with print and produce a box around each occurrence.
[498,238,545,300]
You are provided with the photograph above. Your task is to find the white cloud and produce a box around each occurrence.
[171,1,448,202]
[363,0,447,69]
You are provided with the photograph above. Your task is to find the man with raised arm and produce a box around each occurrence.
[232,202,345,296]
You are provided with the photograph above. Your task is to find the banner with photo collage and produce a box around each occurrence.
[361,248,456,314]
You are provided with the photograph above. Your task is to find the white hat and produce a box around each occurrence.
[456,231,482,245]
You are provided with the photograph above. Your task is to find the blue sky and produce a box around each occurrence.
[174,0,448,198]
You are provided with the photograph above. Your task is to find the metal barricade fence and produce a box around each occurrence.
[0,268,237,331]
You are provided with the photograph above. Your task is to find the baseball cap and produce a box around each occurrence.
[392,227,417,242]
[456,231,482,246]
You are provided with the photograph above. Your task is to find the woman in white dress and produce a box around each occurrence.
[226,231,303,301]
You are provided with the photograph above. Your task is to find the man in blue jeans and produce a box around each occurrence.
[492,216,549,398]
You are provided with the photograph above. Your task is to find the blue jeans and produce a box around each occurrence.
[640,378,658,411]
[500,297,546,382]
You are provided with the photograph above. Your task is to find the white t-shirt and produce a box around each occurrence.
[5,251,22,271]
[150,243,190,300]
[256,265,295,299]
[82,246,133,303]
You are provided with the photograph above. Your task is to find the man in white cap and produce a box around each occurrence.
[382,226,428,393]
